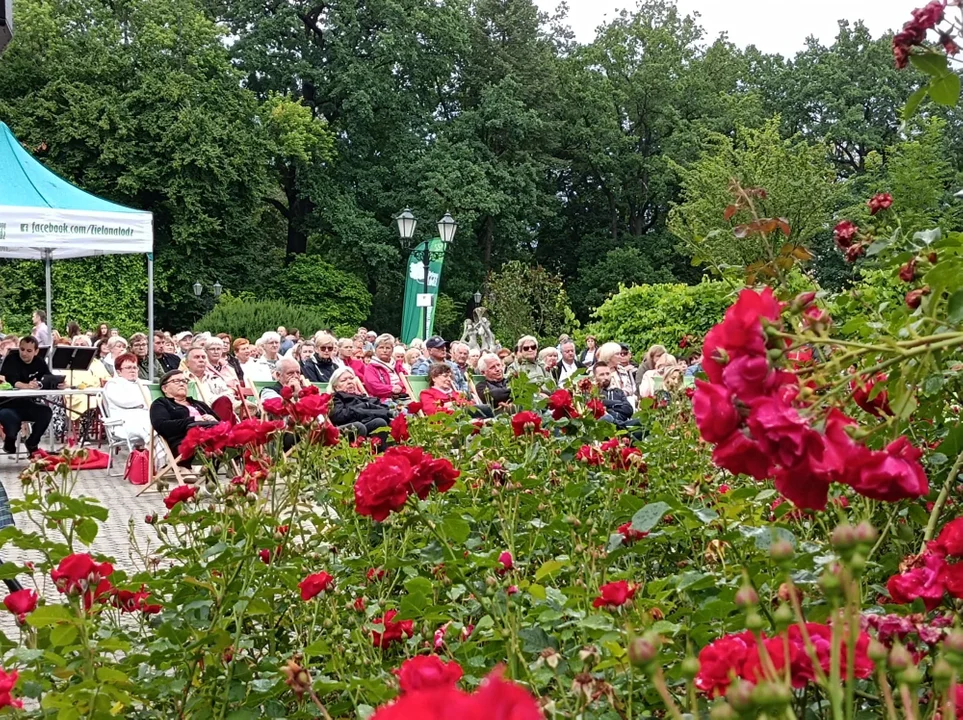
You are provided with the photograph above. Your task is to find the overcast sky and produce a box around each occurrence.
[540,0,914,55]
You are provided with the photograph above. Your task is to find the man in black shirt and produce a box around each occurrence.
[0,336,59,455]
[474,353,512,411]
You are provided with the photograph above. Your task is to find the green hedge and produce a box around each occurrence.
[193,299,355,341]
[586,280,736,353]
[271,255,371,330]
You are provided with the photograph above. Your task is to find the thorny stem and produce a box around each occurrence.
[307,687,333,720]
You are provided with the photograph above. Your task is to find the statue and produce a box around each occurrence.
[461,306,496,351]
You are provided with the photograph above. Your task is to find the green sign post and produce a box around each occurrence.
[400,238,446,344]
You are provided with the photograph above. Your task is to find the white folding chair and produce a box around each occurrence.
[99,400,137,477]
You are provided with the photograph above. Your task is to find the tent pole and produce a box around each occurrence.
[44,250,52,341]
[147,253,155,383]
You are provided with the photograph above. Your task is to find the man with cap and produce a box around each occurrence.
[175,331,194,359]
[410,336,460,378]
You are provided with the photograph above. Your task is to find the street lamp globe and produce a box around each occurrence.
[437,212,457,245]
[395,209,417,241]
[473,290,482,305]
[192,281,203,297]
[213,281,223,298]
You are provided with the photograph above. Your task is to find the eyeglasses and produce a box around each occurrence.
[120,365,138,371]
[164,378,188,387]
[318,345,335,351]
[521,345,537,351]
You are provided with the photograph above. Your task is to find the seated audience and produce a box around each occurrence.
[392,345,408,375]
[303,332,338,383]
[558,341,584,383]
[591,363,636,430]
[597,341,637,409]
[337,337,365,375]
[538,346,560,383]
[419,363,492,418]
[92,324,111,346]
[0,337,63,455]
[403,348,421,375]
[150,370,218,468]
[467,348,481,371]
[154,331,181,374]
[183,347,236,418]
[448,341,471,394]
[63,335,110,423]
[205,337,240,389]
[102,353,151,446]
[328,367,394,437]
[235,337,266,382]
[174,331,193,358]
[411,336,449,376]
[474,353,512,410]
[363,334,407,402]
[257,332,283,376]
[580,335,598,366]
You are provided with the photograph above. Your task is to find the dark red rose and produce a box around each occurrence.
[788,623,873,682]
[292,393,332,423]
[299,384,319,397]
[413,456,460,497]
[585,399,606,419]
[262,397,286,417]
[280,385,295,400]
[844,243,866,262]
[353,597,366,612]
[592,579,637,609]
[497,551,513,573]
[511,411,542,437]
[575,444,604,466]
[693,381,741,443]
[932,517,963,558]
[833,220,858,248]
[354,452,418,521]
[712,431,774,481]
[397,655,463,694]
[299,571,335,600]
[774,466,831,511]
[911,1,945,30]
[471,667,544,720]
[372,609,414,648]
[228,419,284,447]
[618,522,647,544]
[850,373,892,417]
[164,485,197,510]
[111,585,162,615]
[3,589,37,623]
[868,193,894,215]
[899,259,917,282]
[546,389,575,420]
[906,286,931,309]
[694,631,753,697]
[390,414,410,443]
[179,421,232,458]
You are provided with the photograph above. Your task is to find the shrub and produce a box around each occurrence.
[488,261,577,346]
[271,255,371,329]
[588,279,735,353]
[193,298,352,340]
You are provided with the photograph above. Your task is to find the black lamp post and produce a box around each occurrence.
[395,209,458,340]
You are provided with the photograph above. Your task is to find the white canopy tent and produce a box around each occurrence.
[0,121,157,378]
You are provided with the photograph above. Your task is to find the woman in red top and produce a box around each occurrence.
[419,364,493,418]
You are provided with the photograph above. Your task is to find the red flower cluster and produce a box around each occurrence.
[617,522,647,545]
[546,389,575,420]
[299,571,335,601]
[354,447,460,522]
[372,609,415,648]
[372,667,542,720]
[575,445,604,466]
[893,1,946,67]
[390,414,410,443]
[592,579,637,609]
[179,421,233,458]
[111,585,162,615]
[887,518,963,609]
[576,438,645,472]
[693,287,929,510]
[396,655,464,694]
[51,553,115,609]
[0,669,21,709]
[164,485,197,510]
[2,589,38,624]
[510,411,544,437]
[262,385,333,424]
[585,398,606,419]
[497,551,513,574]
[695,624,873,697]
[867,193,893,215]
[832,220,867,262]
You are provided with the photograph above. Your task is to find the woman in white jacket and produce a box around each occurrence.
[102,353,152,446]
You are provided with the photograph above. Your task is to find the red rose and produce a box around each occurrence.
[397,655,464,694]
[497,551,513,573]
[612,446,645,471]
[472,667,544,720]
[370,687,475,720]
[262,397,286,417]
[712,431,773,480]
[292,393,332,423]
[721,355,786,403]
[575,445,604,466]
[51,553,114,595]
[413,456,460,498]
[164,485,197,510]
[585,399,606,419]
[898,258,917,282]
[942,561,963,598]
[911,1,945,30]
[887,553,946,610]
[774,465,831,511]
[112,585,162,614]
[693,381,741,443]
[906,286,931,309]
[510,411,542,437]
[788,623,873,682]
[354,453,418,521]
[353,597,366,612]
[833,220,858,248]
[694,631,753,697]
[932,517,963,558]
[280,385,295,400]
[741,635,805,688]
[3,589,37,623]
[846,436,929,503]
[0,669,21,710]
[868,193,894,215]
[850,373,892,417]
[179,421,232,458]
[367,567,386,582]
[546,389,575,420]
[592,579,637,609]
[390,414,410,443]
[372,609,414,648]
[309,421,340,446]
[299,384,319,397]
[299,571,335,601]
[747,397,825,471]
[406,401,422,415]
[258,549,272,564]
[618,522,647,544]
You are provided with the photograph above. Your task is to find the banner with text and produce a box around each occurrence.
[401,238,446,344]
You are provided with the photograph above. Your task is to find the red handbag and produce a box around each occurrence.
[124,448,150,485]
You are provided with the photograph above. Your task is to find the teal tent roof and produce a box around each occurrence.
[0,121,152,259]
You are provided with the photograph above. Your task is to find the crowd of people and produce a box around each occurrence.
[0,313,702,467]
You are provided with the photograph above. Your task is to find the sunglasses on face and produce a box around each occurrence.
[521,345,537,351]
[318,345,334,351]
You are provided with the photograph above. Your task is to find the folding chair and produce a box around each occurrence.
[99,399,137,477]
[137,383,195,495]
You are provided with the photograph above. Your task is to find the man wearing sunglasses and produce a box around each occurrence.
[303,331,338,383]
[507,335,546,383]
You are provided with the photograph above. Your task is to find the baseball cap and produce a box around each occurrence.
[175,331,193,342]
[426,336,447,349]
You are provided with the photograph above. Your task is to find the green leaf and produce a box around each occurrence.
[930,72,961,106]
[903,86,929,120]
[580,614,614,630]
[517,626,556,652]
[534,559,565,581]
[96,667,129,684]
[631,502,670,532]
[49,624,78,648]
[947,290,963,325]
[75,518,98,546]
[910,52,949,77]
[440,516,470,544]
[693,507,718,524]
[404,577,433,598]
[27,605,74,628]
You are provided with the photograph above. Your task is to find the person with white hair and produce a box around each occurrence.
[257,331,283,375]
[205,337,240,389]
[474,353,512,410]
[507,335,546,382]
[538,346,560,383]
[467,347,481,371]
[448,341,471,394]
[260,358,310,403]
[328,366,394,438]
[597,341,636,409]
[363,333,406,402]
[303,331,339,383]
[102,335,129,376]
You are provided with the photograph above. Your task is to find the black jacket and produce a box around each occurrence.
[302,355,338,383]
[329,391,393,427]
[0,351,48,387]
[475,378,512,408]
[149,396,216,455]
[602,387,633,425]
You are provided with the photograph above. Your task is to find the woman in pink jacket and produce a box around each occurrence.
[363,334,407,402]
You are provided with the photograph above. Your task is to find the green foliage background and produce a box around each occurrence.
[193,299,356,341]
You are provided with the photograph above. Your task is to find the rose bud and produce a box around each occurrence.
[790,291,817,312]
[928,251,938,264]
[898,259,917,282]
[905,286,931,309]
